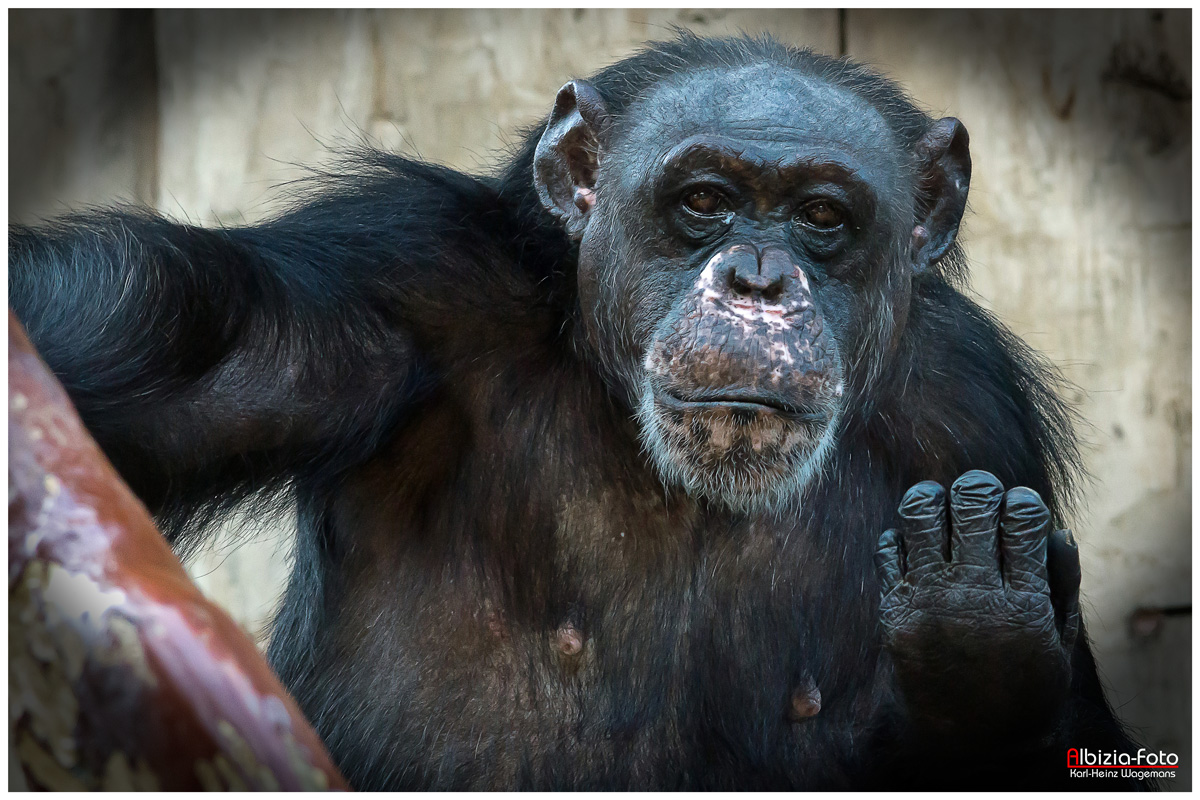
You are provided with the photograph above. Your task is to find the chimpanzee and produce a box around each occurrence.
[10,33,1147,790]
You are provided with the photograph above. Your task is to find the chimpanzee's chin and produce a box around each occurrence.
[636,382,839,513]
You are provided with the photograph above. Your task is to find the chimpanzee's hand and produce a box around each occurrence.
[876,470,1081,742]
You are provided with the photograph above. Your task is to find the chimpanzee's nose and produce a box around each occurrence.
[727,246,790,302]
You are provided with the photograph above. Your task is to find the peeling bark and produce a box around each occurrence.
[8,311,349,791]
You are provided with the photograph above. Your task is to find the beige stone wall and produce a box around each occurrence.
[9,9,1190,787]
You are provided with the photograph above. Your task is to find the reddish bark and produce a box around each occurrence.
[9,311,350,791]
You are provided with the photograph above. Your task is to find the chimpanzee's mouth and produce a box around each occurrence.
[637,381,842,514]
[657,388,829,424]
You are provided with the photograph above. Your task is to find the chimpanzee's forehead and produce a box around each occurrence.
[614,64,899,169]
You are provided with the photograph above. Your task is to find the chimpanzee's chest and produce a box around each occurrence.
[318,439,890,790]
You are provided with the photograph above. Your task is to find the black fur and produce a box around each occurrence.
[9,33,1148,790]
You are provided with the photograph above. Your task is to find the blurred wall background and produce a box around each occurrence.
[9,9,1191,788]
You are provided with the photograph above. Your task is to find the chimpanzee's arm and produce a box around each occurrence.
[9,155,509,539]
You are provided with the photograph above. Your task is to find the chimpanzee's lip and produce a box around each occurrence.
[657,389,829,424]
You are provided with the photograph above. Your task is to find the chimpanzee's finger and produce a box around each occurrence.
[948,470,1003,581]
[898,481,948,580]
[876,528,903,594]
[999,486,1052,593]
[1047,528,1081,645]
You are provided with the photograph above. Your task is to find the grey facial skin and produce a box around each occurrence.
[569,65,911,512]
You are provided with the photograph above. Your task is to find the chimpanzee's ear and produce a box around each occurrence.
[911,117,971,272]
[534,80,611,240]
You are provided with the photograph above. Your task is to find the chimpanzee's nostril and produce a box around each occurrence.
[726,246,791,301]
[730,266,785,300]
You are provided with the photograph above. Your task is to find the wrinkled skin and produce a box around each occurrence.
[877,471,1081,742]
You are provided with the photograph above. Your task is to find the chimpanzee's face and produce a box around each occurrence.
[535,64,961,512]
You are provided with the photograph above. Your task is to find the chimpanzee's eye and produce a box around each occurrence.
[797,200,845,230]
[682,188,727,216]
